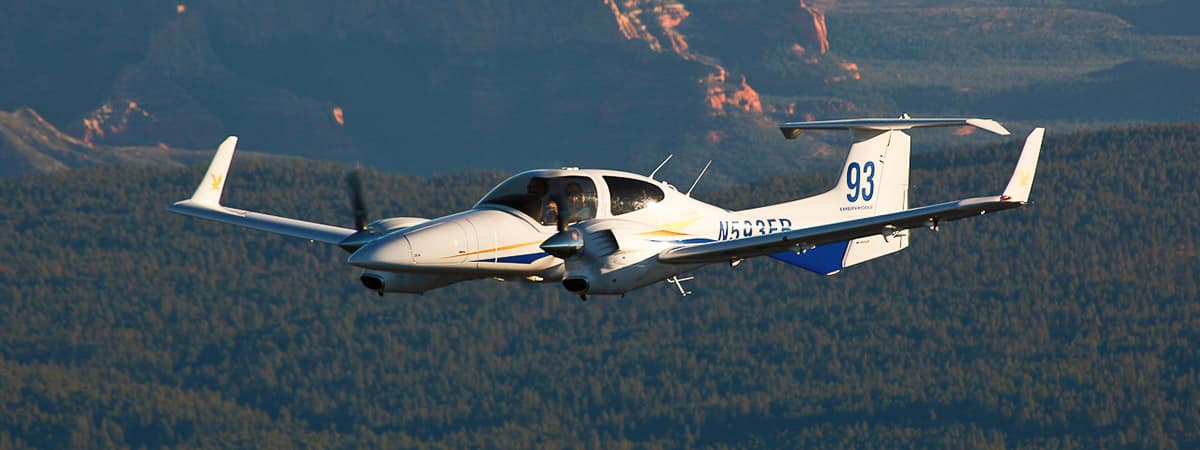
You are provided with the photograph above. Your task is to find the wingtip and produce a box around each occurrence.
[188,136,241,206]
[1001,128,1045,203]
[965,118,1011,136]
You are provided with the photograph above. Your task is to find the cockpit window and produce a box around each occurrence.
[477,174,598,225]
[605,176,665,215]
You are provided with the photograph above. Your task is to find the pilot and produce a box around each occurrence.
[563,182,594,222]
[541,200,559,225]
[524,178,557,225]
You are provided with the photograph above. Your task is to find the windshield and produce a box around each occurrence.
[478,174,598,225]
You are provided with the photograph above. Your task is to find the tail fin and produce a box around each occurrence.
[747,116,1010,273]
[839,128,913,267]
[835,128,911,217]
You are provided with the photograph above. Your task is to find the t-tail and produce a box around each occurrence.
[740,116,1012,274]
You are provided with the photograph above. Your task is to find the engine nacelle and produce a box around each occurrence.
[359,270,466,294]
[563,249,695,295]
[553,219,703,296]
[368,217,428,234]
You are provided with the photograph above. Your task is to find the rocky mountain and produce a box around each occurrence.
[0,108,211,177]
[0,0,857,178]
[1,0,1196,178]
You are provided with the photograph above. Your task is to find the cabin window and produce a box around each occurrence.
[605,176,664,215]
[477,175,598,225]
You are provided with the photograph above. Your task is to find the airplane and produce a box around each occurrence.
[169,116,1044,300]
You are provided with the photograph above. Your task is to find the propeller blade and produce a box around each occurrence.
[555,197,569,232]
[346,169,369,231]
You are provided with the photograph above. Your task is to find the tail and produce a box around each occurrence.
[743,116,1011,273]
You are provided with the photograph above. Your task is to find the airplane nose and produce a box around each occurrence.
[347,235,413,270]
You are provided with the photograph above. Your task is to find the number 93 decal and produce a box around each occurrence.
[846,161,875,203]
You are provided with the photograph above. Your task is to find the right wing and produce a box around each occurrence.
[659,128,1044,264]
[779,116,1010,139]
[167,137,357,245]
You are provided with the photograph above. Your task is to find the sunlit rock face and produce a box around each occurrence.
[63,12,355,161]
[5,0,854,175]
[598,0,859,117]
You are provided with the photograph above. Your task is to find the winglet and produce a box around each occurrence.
[189,136,238,207]
[965,118,1010,136]
[1001,128,1044,203]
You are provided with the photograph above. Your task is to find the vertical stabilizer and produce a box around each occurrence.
[841,129,910,267]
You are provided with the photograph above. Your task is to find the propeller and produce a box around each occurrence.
[540,227,584,259]
[347,168,369,231]
[338,168,376,252]
[540,222,620,301]
[554,195,571,232]
[541,194,583,257]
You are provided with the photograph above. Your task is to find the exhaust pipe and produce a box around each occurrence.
[562,277,589,294]
[360,274,384,291]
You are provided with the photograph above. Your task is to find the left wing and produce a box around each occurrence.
[658,128,1044,264]
[167,136,358,245]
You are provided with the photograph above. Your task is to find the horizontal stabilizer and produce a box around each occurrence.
[780,117,1009,139]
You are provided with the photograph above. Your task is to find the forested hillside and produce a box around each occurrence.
[0,124,1197,448]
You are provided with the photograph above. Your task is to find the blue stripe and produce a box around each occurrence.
[474,252,550,264]
[769,241,849,275]
[650,238,715,244]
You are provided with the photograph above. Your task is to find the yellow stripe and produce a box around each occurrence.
[638,229,692,237]
[445,240,543,259]
[658,217,700,231]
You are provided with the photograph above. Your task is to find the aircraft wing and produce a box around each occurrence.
[167,136,357,245]
[658,128,1043,265]
[779,117,1010,139]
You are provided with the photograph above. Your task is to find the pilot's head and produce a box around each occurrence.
[527,178,548,196]
[565,182,584,204]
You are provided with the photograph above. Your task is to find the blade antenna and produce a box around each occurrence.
[648,154,673,180]
[685,160,712,197]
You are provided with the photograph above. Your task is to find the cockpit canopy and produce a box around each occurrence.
[476,174,599,225]
[477,171,666,224]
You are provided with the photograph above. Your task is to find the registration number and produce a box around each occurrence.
[717,218,792,240]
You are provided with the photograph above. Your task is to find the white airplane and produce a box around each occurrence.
[170,117,1044,300]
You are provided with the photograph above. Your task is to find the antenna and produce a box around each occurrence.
[685,160,712,197]
[648,154,673,180]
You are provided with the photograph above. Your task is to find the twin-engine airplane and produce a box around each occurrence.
[170,117,1044,300]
